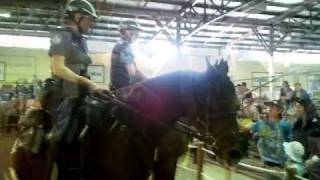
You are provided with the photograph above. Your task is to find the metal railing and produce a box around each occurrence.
[234,71,320,98]
[189,142,310,180]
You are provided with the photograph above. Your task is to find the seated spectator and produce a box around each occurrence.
[292,82,311,103]
[283,141,306,177]
[235,84,241,97]
[292,98,320,152]
[239,82,252,102]
[252,100,291,166]
[242,98,260,121]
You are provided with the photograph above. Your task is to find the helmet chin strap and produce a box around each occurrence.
[72,15,85,34]
[120,33,131,42]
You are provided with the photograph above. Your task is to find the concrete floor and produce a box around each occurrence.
[175,153,254,180]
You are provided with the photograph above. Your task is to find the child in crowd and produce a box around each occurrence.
[253,100,291,166]
[283,141,306,177]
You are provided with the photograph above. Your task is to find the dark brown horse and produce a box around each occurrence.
[80,60,247,180]
[10,60,247,180]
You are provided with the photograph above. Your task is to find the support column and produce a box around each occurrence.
[268,54,274,99]
[176,17,182,61]
[268,26,275,99]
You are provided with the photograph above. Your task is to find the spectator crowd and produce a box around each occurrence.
[237,81,320,179]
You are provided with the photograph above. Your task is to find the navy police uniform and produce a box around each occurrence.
[110,40,137,90]
[47,27,91,144]
[49,27,92,98]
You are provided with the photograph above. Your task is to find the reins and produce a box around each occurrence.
[89,91,216,145]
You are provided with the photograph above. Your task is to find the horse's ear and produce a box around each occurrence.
[205,58,219,82]
[205,57,214,71]
[215,59,229,75]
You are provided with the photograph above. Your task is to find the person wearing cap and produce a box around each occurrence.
[292,98,320,153]
[47,0,99,179]
[110,19,146,90]
[253,100,291,166]
[283,141,306,177]
[292,82,311,103]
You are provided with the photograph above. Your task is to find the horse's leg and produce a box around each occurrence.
[10,150,31,180]
[153,156,178,180]
[10,150,52,180]
[55,142,81,180]
[40,143,55,180]
[79,132,106,180]
[153,129,188,180]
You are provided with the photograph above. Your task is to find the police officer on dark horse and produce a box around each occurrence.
[10,1,248,179]
[10,1,99,179]
[47,0,99,179]
[110,19,146,90]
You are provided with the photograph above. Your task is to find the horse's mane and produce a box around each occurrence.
[114,71,198,124]
[114,68,236,126]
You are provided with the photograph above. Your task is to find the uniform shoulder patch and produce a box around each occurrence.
[51,32,63,45]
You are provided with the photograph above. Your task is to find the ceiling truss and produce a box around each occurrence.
[0,0,320,54]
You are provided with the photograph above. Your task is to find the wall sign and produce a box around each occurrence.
[87,64,105,83]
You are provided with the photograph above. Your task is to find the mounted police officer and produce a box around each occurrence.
[110,19,146,90]
[47,0,99,179]
[49,0,98,98]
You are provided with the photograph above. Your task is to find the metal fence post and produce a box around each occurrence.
[196,142,204,180]
[258,78,262,97]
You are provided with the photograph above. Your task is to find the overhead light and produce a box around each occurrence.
[285,35,292,41]
[0,12,10,18]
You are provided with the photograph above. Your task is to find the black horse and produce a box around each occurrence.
[80,60,247,180]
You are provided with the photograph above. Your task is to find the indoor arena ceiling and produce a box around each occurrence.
[0,0,320,54]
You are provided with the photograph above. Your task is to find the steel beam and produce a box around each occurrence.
[4,3,320,30]
[4,12,320,43]
[268,0,319,25]
[149,0,201,42]
[151,16,174,42]
[3,16,320,47]
[251,26,272,55]
[1,13,318,35]
[180,0,265,42]
[1,0,320,53]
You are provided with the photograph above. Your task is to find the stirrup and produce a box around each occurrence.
[79,125,89,140]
